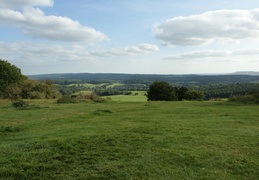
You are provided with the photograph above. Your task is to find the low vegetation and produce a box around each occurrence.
[57,93,109,104]
[0,100,258,179]
[0,60,61,100]
[146,81,204,101]
[1,60,258,179]
[229,89,259,104]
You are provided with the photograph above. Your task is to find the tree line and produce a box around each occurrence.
[146,81,205,101]
[1,60,258,102]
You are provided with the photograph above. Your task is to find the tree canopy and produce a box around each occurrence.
[0,60,23,98]
[146,81,204,101]
[0,60,60,99]
[146,81,178,101]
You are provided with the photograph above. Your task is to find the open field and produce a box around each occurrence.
[104,91,147,101]
[0,100,258,179]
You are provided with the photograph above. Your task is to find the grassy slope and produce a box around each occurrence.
[0,100,258,179]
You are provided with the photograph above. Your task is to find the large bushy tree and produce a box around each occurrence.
[146,81,204,101]
[0,60,24,98]
[0,60,61,99]
[146,81,178,101]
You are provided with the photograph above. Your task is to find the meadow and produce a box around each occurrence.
[103,91,147,101]
[0,99,258,179]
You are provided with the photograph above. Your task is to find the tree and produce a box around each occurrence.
[146,81,178,101]
[177,86,188,101]
[0,60,61,99]
[0,60,24,98]
[184,90,205,101]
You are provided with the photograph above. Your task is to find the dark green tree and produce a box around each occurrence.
[177,86,188,101]
[0,60,24,98]
[146,81,178,101]
[184,90,205,101]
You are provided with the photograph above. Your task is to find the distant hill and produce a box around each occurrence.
[28,73,259,86]
[231,71,259,75]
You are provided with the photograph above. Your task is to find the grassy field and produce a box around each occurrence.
[104,91,147,101]
[0,99,258,179]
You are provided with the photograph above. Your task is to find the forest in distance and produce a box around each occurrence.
[29,72,259,100]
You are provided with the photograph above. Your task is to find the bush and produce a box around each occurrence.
[57,96,77,104]
[146,81,205,101]
[57,94,108,104]
[12,100,28,108]
[229,94,259,104]
[228,87,259,104]
[184,90,205,101]
[77,93,107,103]
[146,81,178,101]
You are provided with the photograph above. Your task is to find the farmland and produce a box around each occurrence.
[0,99,258,179]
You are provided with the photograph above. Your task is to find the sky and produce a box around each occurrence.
[0,0,259,75]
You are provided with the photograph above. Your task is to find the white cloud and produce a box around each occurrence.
[0,42,159,64]
[89,43,159,56]
[163,49,259,60]
[0,41,159,74]
[0,1,108,43]
[0,0,53,9]
[153,9,259,46]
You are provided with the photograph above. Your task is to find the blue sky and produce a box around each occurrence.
[0,0,259,75]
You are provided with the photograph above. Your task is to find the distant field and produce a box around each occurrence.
[68,83,108,88]
[104,91,147,101]
[0,100,258,179]
[106,83,124,88]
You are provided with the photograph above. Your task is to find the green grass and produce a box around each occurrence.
[73,90,93,95]
[104,91,147,101]
[106,83,124,88]
[0,100,258,179]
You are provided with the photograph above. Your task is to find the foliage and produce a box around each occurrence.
[177,86,188,101]
[12,100,28,108]
[0,60,61,100]
[146,81,178,101]
[146,81,204,101]
[29,73,259,86]
[50,78,259,99]
[57,96,78,104]
[21,79,61,99]
[57,93,107,104]
[228,87,259,104]
[77,93,107,103]
[191,83,259,99]
[0,60,24,98]
[184,90,205,101]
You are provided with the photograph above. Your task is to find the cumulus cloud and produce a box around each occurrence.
[0,0,53,9]
[163,49,259,60]
[89,43,159,56]
[153,9,259,46]
[0,42,159,65]
[0,1,108,42]
[0,41,89,63]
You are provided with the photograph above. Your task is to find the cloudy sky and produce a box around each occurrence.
[0,0,259,75]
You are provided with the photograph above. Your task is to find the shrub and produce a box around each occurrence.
[184,90,205,101]
[57,96,77,104]
[12,100,28,108]
[229,94,258,104]
[146,81,178,101]
[228,88,259,104]
[77,93,107,103]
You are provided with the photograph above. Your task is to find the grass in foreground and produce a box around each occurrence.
[0,100,258,179]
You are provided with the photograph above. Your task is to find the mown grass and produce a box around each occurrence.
[0,100,258,179]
